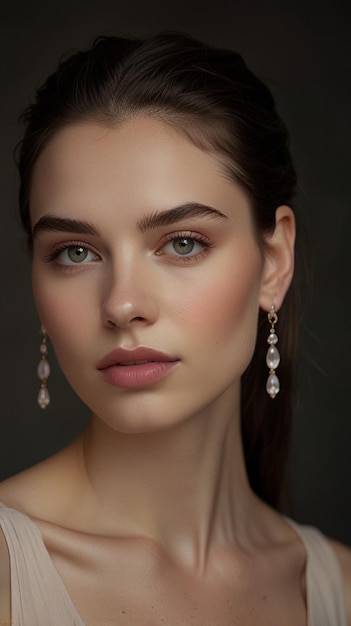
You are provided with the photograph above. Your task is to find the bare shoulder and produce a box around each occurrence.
[0,467,41,514]
[0,526,11,625]
[0,439,82,518]
[329,538,351,624]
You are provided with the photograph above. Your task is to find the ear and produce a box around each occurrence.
[259,205,295,312]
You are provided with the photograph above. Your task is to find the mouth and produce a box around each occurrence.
[97,346,178,369]
[97,347,180,389]
[118,360,153,366]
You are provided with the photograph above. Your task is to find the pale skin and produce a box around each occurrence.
[0,117,350,625]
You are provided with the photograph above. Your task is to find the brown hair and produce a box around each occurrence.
[17,32,300,509]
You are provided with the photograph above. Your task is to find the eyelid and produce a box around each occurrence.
[43,240,101,264]
[41,231,214,266]
[160,230,213,245]
[156,230,214,259]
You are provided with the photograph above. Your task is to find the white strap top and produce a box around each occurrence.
[0,503,348,625]
[288,518,348,626]
[0,503,84,625]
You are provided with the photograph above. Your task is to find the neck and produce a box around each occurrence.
[77,391,258,568]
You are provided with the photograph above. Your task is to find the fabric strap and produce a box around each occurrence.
[0,503,85,626]
[287,518,348,626]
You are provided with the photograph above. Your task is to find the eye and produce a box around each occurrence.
[160,235,210,257]
[47,244,100,265]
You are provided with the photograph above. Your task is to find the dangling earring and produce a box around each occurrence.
[37,325,51,409]
[266,305,280,398]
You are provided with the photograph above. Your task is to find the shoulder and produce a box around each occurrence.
[0,472,34,519]
[0,442,79,519]
[0,525,10,626]
[329,539,351,625]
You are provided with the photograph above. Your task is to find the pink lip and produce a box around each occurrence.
[97,347,180,389]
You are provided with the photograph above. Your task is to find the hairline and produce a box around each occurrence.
[25,107,268,252]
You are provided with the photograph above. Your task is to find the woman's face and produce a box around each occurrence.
[30,117,267,433]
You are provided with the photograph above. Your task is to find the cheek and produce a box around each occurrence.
[172,249,262,350]
[32,270,96,359]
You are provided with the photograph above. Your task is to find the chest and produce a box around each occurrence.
[76,583,307,626]
[50,540,307,626]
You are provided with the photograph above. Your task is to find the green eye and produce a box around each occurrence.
[50,245,99,265]
[159,234,211,259]
[67,246,89,263]
[172,238,196,255]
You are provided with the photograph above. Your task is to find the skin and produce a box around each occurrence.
[0,117,350,625]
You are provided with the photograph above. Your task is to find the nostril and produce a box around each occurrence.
[105,318,118,329]
[101,286,159,329]
[102,311,151,330]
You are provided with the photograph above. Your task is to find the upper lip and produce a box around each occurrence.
[97,347,178,369]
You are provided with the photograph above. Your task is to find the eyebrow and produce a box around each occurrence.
[32,202,228,239]
[137,203,228,232]
[32,216,98,239]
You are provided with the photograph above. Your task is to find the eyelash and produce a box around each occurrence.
[43,231,214,267]
[156,231,214,262]
[44,240,100,265]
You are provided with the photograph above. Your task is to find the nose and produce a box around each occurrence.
[101,263,159,330]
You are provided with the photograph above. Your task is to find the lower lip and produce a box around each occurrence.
[99,361,180,389]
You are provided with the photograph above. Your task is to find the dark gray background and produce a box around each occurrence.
[1,0,350,543]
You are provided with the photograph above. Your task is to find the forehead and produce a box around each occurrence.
[30,117,251,226]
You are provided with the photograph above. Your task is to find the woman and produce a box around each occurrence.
[0,33,350,625]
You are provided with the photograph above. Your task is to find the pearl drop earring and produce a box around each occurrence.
[37,325,51,409]
[266,306,280,398]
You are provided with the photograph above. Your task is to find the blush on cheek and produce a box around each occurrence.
[183,260,261,337]
[178,255,262,377]
[32,272,95,339]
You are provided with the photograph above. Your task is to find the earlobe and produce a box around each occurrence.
[259,205,296,312]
